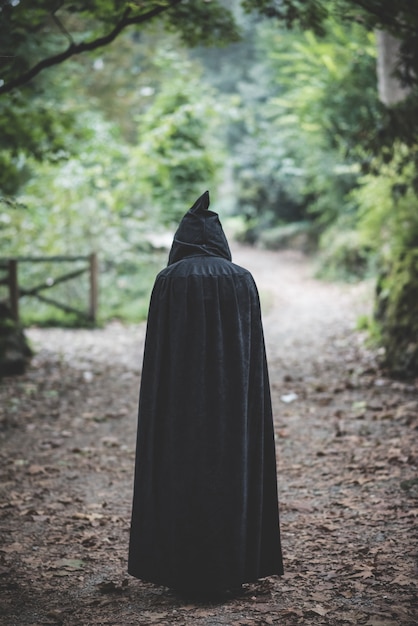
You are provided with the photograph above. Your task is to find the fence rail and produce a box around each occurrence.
[0,253,98,323]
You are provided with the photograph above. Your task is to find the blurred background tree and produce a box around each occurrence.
[0,0,417,376]
[0,1,238,335]
[231,0,418,376]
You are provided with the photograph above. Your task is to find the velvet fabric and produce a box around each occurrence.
[128,191,283,593]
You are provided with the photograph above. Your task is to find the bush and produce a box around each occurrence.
[258,221,316,252]
[316,228,372,281]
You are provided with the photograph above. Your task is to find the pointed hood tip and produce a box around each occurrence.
[190,190,210,213]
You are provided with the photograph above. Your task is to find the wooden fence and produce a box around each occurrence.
[0,253,98,323]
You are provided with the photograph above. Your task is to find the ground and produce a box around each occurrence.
[0,244,417,626]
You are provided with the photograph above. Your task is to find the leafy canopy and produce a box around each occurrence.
[243,0,418,86]
[0,0,240,94]
[0,0,241,195]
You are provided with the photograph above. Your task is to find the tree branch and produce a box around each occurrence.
[51,2,74,48]
[347,0,418,35]
[0,0,183,96]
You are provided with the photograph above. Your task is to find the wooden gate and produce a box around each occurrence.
[0,253,98,323]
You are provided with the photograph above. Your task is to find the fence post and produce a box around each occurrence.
[89,253,98,323]
[8,259,19,322]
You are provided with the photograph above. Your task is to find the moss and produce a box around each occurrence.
[0,302,32,377]
[375,249,418,377]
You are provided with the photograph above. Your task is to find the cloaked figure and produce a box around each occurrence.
[128,191,283,595]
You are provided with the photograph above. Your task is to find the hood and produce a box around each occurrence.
[168,191,232,265]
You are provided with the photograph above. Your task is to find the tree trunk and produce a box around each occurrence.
[376,30,410,106]
[0,302,32,377]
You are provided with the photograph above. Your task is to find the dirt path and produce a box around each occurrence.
[1,244,417,626]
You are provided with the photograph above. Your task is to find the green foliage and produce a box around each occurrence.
[226,4,418,376]
[268,24,382,155]
[354,146,418,257]
[0,0,240,200]
[0,33,223,326]
[0,86,76,194]
[0,108,164,325]
[0,1,240,94]
[164,1,241,46]
[227,17,382,248]
[243,0,418,87]
[131,48,224,225]
[374,249,418,377]
[258,221,315,252]
[350,146,418,375]
[242,0,329,35]
[264,20,383,157]
[1,112,131,255]
[316,227,372,282]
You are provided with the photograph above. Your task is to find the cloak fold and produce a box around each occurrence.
[128,191,283,592]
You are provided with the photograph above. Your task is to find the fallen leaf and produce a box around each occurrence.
[310,604,329,616]
[398,508,418,518]
[141,611,170,623]
[352,400,367,410]
[54,558,85,570]
[391,574,417,586]
[366,617,399,626]
[349,565,374,580]
[311,591,331,602]
[27,465,46,475]
[316,523,338,532]
[73,512,103,522]
[81,535,98,547]
[282,608,304,617]
[0,542,24,553]
[97,579,129,594]
[101,436,120,447]
[31,514,49,522]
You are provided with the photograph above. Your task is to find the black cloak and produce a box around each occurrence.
[128,191,283,593]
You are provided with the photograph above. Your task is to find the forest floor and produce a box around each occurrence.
[0,244,417,626]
